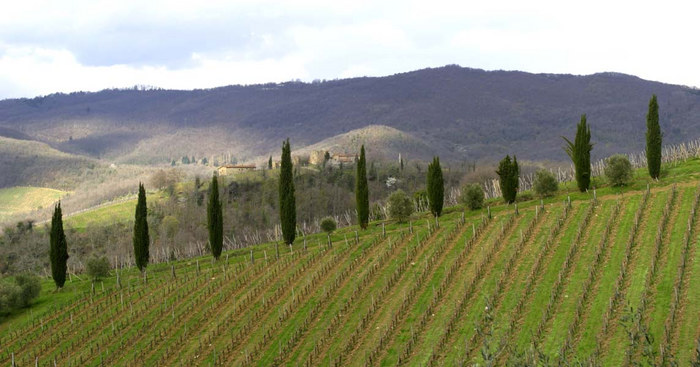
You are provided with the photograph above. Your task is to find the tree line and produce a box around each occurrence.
[45,94,663,289]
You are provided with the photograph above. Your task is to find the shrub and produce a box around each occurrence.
[604,154,633,186]
[460,184,485,210]
[14,274,40,308]
[0,282,22,311]
[320,217,337,234]
[533,170,558,198]
[86,256,111,280]
[388,190,414,223]
[0,274,40,311]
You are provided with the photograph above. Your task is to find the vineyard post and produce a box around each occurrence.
[593,187,597,203]
[327,234,332,249]
[355,230,359,244]
[264,250,268,265]
[276,243,280,259]
[435,214,439,229]
[487,206,491,219]
[472,223,476,238]
[344,235,349,247]
[196,260,200,275]
[250,250,254,264]
[290,243,293,254]
[409,221,413,234]
[515,203,519,215]
[303,236,307,252]
[382,223,386,238]
[171,264,176,279]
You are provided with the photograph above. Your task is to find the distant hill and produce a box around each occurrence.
[2,65,700,166]
[285,125,432,163]
[0,136,98,188]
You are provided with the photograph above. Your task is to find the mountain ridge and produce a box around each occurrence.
[1,65,699,165]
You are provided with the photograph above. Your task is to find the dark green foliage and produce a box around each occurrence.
[426,156,444,216]
[496,155,519,203]
[279,139,297,245]
[268,156,273,170]
[0,275,40,311]
[181,156,190,164]
[460,183,485,210]
[368,161,377,181]
[86,256,110,280]
[320,217,337,234]
[605,154,634,186]
[388,189,414,222]
[133,183,150,272]
[356,145,369,229]
[563,115,593,192]
[533,170,558,198]
[207,174,224,259]
[49,202,68,289]
[646,94,662,179]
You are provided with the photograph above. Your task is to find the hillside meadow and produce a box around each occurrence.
[0,187,67,223]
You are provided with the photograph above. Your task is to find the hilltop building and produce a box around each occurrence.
[331,153,356,166]
[218,164,256,176]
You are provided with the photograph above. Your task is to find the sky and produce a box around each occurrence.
[0,0,698,99]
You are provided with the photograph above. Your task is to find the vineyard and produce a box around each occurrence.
[2,180,700,365]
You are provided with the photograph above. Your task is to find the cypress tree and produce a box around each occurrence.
[496,155,519,203]
[563,114,593,192]
[133,183,150,272]
[426,156,444,217]
[49,202,69,289]
[207,174,223,259]
[279,139,296,245]
[356,145,369,229]
[268,156,273,170]
[646,94,662,179]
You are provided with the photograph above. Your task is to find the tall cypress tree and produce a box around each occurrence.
[279,139,296,245]
[49,202,69,289]
[512,156,520,197]
[133,183,149,272]
[356,145,369,229]
[563,114,593,192]
[427,156,444,217]
[497,155,519,203]
[646,94,662,179]
[207,174,223,259]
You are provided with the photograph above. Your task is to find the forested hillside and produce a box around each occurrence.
[2,65,700,164]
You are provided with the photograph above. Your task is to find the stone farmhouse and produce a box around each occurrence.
[218,164,256,176]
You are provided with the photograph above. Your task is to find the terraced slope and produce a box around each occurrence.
[1,183,699,366]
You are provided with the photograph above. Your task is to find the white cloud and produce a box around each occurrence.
[0,0,699,98]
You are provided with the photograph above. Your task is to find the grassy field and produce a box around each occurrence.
[0,186,67,223]
[1,161,700,366]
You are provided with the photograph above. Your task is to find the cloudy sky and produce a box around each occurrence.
[0,0,697,99]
